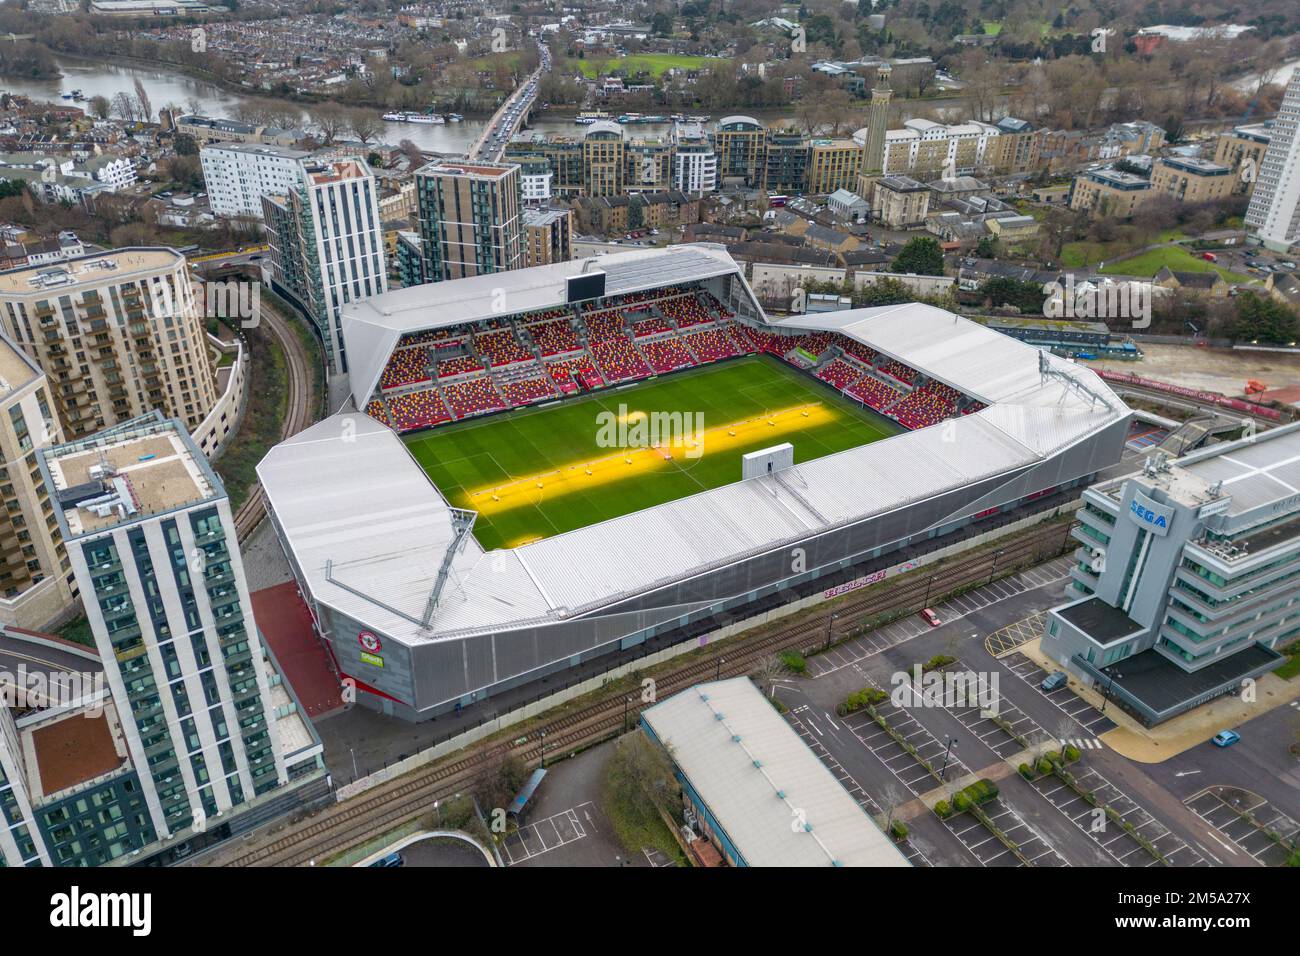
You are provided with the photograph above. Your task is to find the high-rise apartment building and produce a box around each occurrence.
[671,122,718,196]
[413,160,523,283]
[1245,70,1300,252]
[199,143,312,219]
[0,333,75,629]
[522,207,572,268]
[0,248,219,440]
[261,157,388,373]
[1,412,328,867]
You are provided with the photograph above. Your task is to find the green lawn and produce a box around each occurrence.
[568,54,725,79]
[403,357,898,551]
[1099,246,1254,284]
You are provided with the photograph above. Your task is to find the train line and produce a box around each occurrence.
[231,302,315,541]
[214,519,1074,867]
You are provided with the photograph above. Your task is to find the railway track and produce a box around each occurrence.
[231,303,315,541]
[216,519,1074,867]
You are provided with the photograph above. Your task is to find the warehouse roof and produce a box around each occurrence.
[641,678,910,867]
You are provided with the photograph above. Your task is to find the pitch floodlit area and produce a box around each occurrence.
[403,357,900,550]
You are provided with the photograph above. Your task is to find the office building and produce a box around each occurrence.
[0,248,219,440]
[413,160,523,283]
[1043,427,1300,726]
[261,157,387,372]
[1245,71,1300,251]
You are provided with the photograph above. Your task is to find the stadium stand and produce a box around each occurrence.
[846,373,903,412]
[476,328,532,366]
[660,292,714,328]
[436,354,485,380]
[591,334,651,382]
[546,355,603,392]
[631,317,673,338]
[388,388,452,431]
[444,376,507,419]
[380,346,433,390]
[499,373,558,407]
[366,399,390,426]
[888,381,961,429]
[878,358,918,385]
[528,318,580,356]
[684,326,740,363]
[640,336,695,374]
[583,309,626,344]
[816,358,863,392]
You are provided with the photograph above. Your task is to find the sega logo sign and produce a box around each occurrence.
[1128,491,1172,536]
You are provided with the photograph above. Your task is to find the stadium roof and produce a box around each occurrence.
[261,284,1127,654]
[641,678,911,867]
[342,244,745,409]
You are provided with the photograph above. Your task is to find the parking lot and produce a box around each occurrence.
[1001,651,1116,743]
[808,557,1072,678]
[1030,765,1208,867]
[1185,787,1299,867]
[500,804,593,866]
[940,797,1069,867]
[840,700,972,797]
[786,707,932,866]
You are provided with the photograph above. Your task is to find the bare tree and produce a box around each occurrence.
[111,91,138,123]
[880,783,907,831]
[749,655,790,699]
[311,103,348,145]
[348,109,383,146]
[133,77,153,124]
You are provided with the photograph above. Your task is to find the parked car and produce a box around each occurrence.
[369,852,404,867]
[1212,730,1241,748]
[1040,671,1069,691]
[920,608,941,627]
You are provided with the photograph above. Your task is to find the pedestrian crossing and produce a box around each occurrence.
[1060,737,1105,751]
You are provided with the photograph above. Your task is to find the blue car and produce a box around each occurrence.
[369,852,404,867]
[1212,730,1240,748]
[1040,671,1069,692]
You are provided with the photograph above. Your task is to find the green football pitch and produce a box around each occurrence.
[402,357,900,551]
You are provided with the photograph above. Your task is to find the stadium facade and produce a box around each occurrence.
[258,245,1131,721]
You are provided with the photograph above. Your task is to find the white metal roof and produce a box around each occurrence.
[260,297,1125,646]
[642,678,911,867]
[342,244,745,408]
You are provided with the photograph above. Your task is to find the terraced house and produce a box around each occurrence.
[1044,424,1300,725]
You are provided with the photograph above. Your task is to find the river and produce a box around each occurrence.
[2,54,967,152]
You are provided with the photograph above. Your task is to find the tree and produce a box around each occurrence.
[891,236,945,276]
[311,104,348,145]
[110,91,137,123]
[1230,293,1299,345]
[133,77,153,124]
[603,732,679,835]
[749,656,790,699]
[88,95,111,121]
[348,110,383,145]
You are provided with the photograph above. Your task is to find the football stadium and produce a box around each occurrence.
[258,245,1132,721]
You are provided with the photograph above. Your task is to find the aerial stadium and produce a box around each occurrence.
[257,244,1132,721]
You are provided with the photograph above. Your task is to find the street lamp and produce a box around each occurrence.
[988,549,1004,585]
[1100,668,1122,715]
[939,737,958,780]
[716,657,725,681]
[825,612,839,651]
[623,695,632,732]
[539,730,547,768]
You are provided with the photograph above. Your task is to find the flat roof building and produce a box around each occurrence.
[1044,425,1300,725]
[641,678,910,866]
